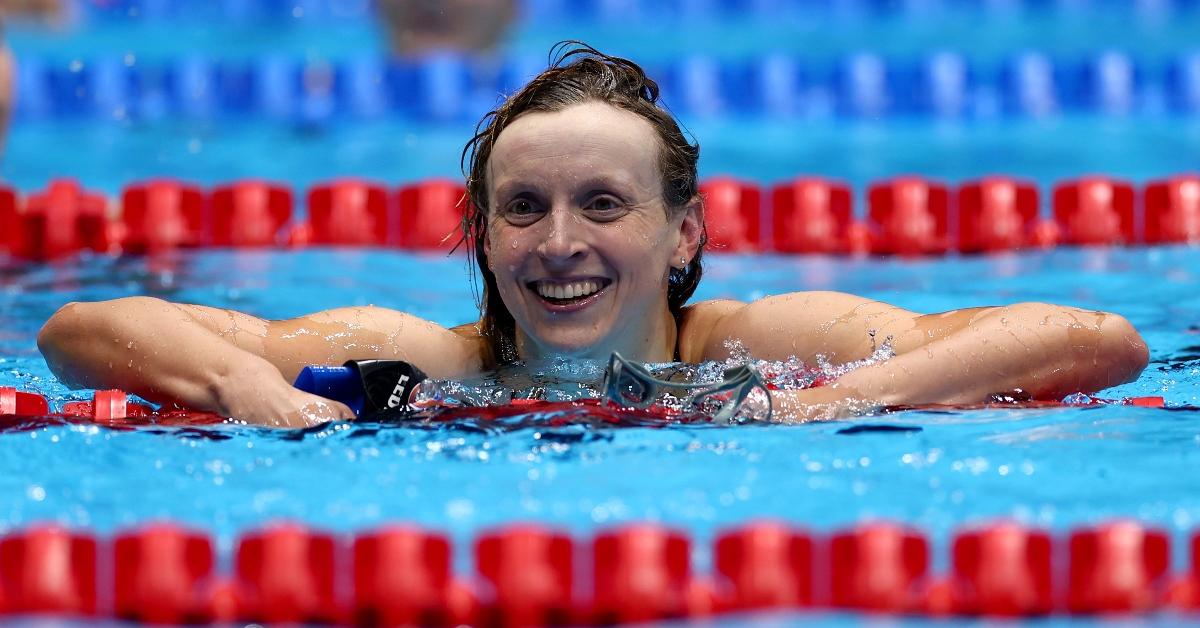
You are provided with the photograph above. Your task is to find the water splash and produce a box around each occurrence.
[410,336,899,423]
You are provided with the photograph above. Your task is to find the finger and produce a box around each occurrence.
[327,400,357,421]
[296,397,355,426]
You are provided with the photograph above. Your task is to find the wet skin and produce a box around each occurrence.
[483,101,701,363]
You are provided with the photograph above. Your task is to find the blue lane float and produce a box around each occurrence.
[13,50,1200,122]
[1167,51,1200,114]
[67,0,1200,25]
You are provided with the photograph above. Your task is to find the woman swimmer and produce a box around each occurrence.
[37,43,1149,427]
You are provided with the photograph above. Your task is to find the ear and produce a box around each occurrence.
[672,196,703,268]
[482,225,494,270]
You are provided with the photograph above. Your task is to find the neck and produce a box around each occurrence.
[514,306,679,364]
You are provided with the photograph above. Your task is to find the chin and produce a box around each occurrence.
[529,329,613,359]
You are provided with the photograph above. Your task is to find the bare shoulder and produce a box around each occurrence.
[676,299,746,363]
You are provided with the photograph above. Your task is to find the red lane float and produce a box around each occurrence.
[13,179,113,261]
[0,185,18,254]
[770,177,862,254]
[0,388,1170,432]
[113,524,218,623]
[395,179,466,250]
[208,180,293,247]
[700,177,763,252]
[948,522,1053,616]
[62,389,153,424]
[0,527,98,616]
[302,179,391,246]
[0,387,50,415]
[119,179,205,253]
[1067,521,1170,613]
[957,177,1046,253]
[714,521,815,611]
[867,177,952,256]
[1052,176,1136,246]
[0,389,222,431]
[2,519,1200,622]
[4,174,1200,260]
[830,522,930,612]
[1143,175,1200,245]
[353,526,468,626]
[1187,532,1200,609]
[476,525,574,626]
[234,524,338,623]
[591,525,705,623]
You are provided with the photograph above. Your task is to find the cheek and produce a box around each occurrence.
[613,218,674,262]
[485,226,526,275]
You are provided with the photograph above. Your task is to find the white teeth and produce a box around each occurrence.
[536,279,602,300]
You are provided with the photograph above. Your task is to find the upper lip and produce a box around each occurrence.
[527,276,609,286]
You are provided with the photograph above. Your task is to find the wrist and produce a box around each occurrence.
[832,362,911,407]
[772,385,876,421]
[208,354,281,415]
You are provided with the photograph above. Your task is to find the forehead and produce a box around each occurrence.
[488,101,661,193]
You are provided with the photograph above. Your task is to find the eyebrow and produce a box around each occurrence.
[491,179,540,202]
[493,173,640,199]
[574,175,637,193]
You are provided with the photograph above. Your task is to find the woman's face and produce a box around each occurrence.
[485,101,701,361]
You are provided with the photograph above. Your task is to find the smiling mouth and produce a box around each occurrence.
[527,278,612,307]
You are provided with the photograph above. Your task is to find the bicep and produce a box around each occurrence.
[177,304,479,382]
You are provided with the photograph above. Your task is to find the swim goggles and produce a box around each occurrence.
[601,352,772,422]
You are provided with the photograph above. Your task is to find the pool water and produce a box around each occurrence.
[2,247,1197,561]
[4,2,1200,622]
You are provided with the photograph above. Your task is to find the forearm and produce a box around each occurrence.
[38,297,281,411]
[825,303,1149,406]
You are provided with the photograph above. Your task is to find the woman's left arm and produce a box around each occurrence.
[699,293,1149,419]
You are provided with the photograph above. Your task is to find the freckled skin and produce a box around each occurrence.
[35,102,1150,426]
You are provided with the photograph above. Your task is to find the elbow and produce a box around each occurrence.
[1099,312,1149,385]
[38,300,120,388]
[38,301,89,384]
[39,301,84,357]
[1006,302,1148,392]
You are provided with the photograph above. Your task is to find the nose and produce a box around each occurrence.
[536,205,588,265]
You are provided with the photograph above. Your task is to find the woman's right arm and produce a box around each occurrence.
[37,297,482,427]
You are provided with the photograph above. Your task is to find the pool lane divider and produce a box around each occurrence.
[1,519,1200,622]
[1,174,1199,262]
[16,50,1200,122]
[0,387,1188,622]
[0,387,1171,429]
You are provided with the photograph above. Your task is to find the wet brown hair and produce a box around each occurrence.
[461,41,705,366]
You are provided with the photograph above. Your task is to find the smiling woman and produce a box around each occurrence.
[469,101,700,364]
[36,42,1150,427]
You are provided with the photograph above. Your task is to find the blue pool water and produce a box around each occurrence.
[4,2,1200,622]
[2,247,1198,555]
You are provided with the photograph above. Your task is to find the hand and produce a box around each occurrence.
[214,363,356,428]
[226,386,356,428]
[770,385,879,423]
